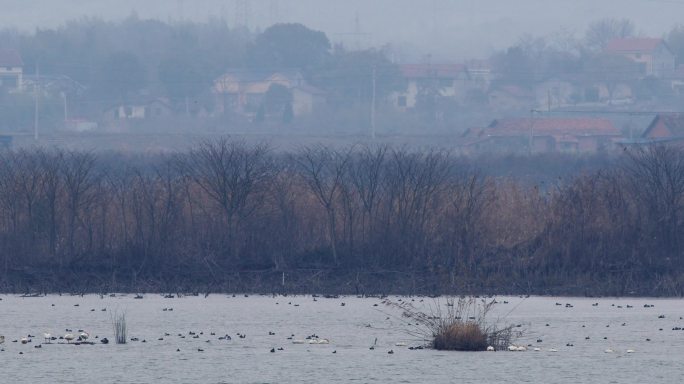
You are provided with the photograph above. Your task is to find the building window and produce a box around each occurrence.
[397,95,407,107]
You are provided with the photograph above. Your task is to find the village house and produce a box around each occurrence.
[464,60,492,90]
[462,117,622,154]
[212,69,324,118]
[0,49,23,91]
[605,38,675,78]
[670,64,684,94]
[103,98,174,121]
[535,79,579,109]
[487,85,535,111]
[637,113,684,147]
[391,63,470,110]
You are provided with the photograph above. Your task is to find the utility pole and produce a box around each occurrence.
[371,65,376,140]
[34,63,39,141]
[528,109,535,155]
[62,92,68,122]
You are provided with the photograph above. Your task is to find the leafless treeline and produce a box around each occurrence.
[1,141,683,295]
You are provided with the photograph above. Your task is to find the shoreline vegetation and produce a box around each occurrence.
[384,297,518,351]
[1,140,684,296]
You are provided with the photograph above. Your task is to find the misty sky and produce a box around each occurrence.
[2,0,683,60]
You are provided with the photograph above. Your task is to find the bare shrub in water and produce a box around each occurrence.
[385,297,519,351]
[113,311,127,344]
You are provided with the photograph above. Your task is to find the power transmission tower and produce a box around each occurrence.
[234,0,251,28]
[354,11,361,50]
[269,0,280,25]
[177,0,185,21]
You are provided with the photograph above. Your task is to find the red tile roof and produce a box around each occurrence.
[399,64,466,79]
[605,38,664,53]
[0,49,23,67]
[485,117,621,137]
[643,113,684,137]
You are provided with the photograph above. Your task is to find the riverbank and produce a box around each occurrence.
[2,267,683,297]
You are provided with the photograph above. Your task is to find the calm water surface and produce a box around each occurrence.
[1,294,683,383]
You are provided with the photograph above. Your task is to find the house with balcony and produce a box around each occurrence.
[212,69,324,118]
[0,49,23,91]
[391,64,471,110]
[605,38,675,78]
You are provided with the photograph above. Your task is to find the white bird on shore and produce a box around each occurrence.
[486,346,495,351]
[44,333,51,343]
[508,345,518,351]
[64,333,75,343]
[292,339,306,344]
[20,337,29,344]
[626,349,635,353]
[79,332,89,342]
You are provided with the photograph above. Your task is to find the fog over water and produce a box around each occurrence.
[2,0,683,59]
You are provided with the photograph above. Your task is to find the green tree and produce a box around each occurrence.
[312,48,403,107]
[583,53,640,104]
[158,54,207,101]
[94,51,146,101]
[667,25,684,66]
[250,23,330,69]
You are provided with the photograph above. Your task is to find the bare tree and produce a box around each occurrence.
[585,18,635,51]
[61,151,99,266]
[296,146,351,265]
[625,145,684,264]
[183,138,275,264]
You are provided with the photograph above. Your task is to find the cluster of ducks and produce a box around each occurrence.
[290,334,330,344]
[0,330,108,353]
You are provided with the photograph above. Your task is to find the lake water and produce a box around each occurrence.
[1,294,683,383]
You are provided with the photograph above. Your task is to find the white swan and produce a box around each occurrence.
[516,346,527,351]
[20,337,29,344]
[604,348,614,353]
[64,333,75,343]
[626,349,635,353]
[44,333,51,343]
[292,339,306,344]
[533,347,541,351]
[395,342,407,347]
[508,345,518,351]
[486,346,495,351]
[79,332,89,341]
[548,348,558,352]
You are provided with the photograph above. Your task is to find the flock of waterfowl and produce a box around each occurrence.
[0,295,681,356]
